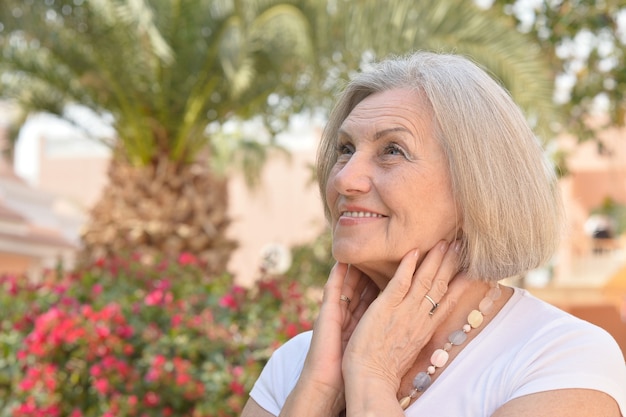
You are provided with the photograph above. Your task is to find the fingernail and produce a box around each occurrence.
[440,241,449,252]
[454,240,462,252]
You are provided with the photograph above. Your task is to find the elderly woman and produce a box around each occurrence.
[241,52,626,417]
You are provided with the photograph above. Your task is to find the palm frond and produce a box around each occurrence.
[0,0,558,166]
[319,0,559,139]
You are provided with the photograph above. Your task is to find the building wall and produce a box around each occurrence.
[38,154,110,210]
[227,148,326,285]
[554,125,626,285]
[0,253,32,275]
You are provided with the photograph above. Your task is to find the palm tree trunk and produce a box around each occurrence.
[81,154,236,276]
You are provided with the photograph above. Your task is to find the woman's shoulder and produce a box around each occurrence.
[507,286,614,334]
[500,286,624,367]
[496,287,626,413]
[248,331,313,415]
[265,330,313,374]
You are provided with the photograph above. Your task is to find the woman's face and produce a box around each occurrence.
[325,88,460,286]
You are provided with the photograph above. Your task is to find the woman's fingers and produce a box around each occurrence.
[380,249,420,303]
[340,265,362,312]
[412,241,453,293]
[323,262,348,303]
[351,279,379,320]
[437,271,473,314]
[381,240,457,308]
[406,240,461,317]
[324,262,377,315]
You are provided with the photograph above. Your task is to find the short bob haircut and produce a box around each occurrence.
[316,51,564,281]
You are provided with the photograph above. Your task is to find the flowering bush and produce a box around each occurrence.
[0,253,317,416]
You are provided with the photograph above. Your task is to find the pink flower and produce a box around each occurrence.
[81,304,93,316]
[153,355,167,367]
[116,325,134,338]
[171,314,183,327]
[95,325,111,338]
[14,399,36,414]
[232,366,244,378]
[101,355,117,367]
[285,322,298,339]
[145,290,163,306]
[43,364,57,391]
[145,368,160,382]
[218,294,237,310]
[229,380,245,396]
[91,284,103,296]
[145,287,174,306]
[90,364,103,378]
[18,376,35,391]
[143,391,160,407]
[94,378,109,394]
[178,252,198,266]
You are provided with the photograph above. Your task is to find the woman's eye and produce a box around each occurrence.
[336,143,354,155]
[383,143,407,157]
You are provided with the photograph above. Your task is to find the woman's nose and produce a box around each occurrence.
[331,153,372,195]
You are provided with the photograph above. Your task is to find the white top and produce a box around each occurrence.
[250,287,626,416]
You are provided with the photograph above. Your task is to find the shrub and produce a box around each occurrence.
[0,253,317,416]
[285,230,334,288]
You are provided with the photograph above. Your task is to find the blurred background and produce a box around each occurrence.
[0,0,625,415]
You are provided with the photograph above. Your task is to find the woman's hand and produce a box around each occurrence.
[280,262,378,416]
[341,241,471,414]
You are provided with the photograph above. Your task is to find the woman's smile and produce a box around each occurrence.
[338,206,388,225]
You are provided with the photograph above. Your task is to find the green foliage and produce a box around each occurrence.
[314,0,559,139]
[285,229,335,288]
[591,196,626,235]
[0,253,318,416]
[490,0,626,138]
[0,0,317,165]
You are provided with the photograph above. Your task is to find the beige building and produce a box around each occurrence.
[0,107,79,279]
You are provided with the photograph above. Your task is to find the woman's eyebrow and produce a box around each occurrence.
[374,127,412,140]
[337,126,411,141]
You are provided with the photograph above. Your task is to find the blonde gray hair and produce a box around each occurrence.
[316,51,564,281]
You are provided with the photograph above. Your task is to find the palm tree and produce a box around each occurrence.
[0,0,558,275]
[0,0,318,274]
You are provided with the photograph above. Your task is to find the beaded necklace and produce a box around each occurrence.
[398,283,502,410]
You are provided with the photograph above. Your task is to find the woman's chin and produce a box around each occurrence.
[331,247,359,265]
[332,248,401,281]
[338,260,398,289]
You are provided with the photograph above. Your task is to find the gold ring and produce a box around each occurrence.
[340,294,351,304]
[424,294,439,316]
